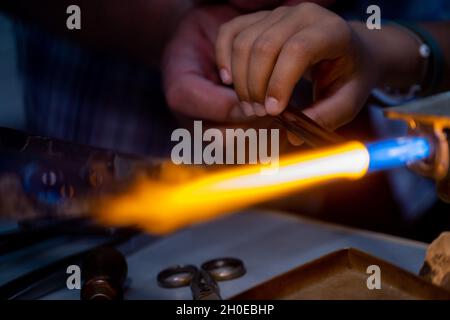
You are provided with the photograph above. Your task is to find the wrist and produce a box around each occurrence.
[349,21,423,90]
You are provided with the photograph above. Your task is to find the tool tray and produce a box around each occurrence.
[233,248,450,300]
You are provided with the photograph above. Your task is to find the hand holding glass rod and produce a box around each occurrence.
[276,104,344,147]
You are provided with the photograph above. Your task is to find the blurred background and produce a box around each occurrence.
[0,13,24,130]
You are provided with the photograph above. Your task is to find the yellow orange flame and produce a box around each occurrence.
[95,141,370,234]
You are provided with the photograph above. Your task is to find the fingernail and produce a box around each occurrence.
[265,96,280,115]
[229,104,246,120]
[241,101,255,116]
[253,103,267,117]
[219,68,232,84]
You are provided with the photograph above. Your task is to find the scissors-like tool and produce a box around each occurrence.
[157,257,246,300]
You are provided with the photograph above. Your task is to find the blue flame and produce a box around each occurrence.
[367,137,432,172]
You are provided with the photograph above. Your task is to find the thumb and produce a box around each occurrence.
[302,81,364,131]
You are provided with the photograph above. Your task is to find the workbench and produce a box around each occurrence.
[33,210,427,300]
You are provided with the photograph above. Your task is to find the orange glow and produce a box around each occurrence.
[95,141,370,234]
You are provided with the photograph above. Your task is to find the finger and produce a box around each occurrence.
[165,73,240,121]
[265,28,345,115]
[253,102,267,116]
[225,7,289,104]
[247,7,310,104]
[302,79,364,131]
[216,11,269,85]
[229,104,247,120]
[163,17,242,122]
[240,101,256,117]
[231,26,271,103]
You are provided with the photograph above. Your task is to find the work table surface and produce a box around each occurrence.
[37,210,427,299]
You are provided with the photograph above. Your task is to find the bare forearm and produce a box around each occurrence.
[351,21,450,93]
[0,0,197,65]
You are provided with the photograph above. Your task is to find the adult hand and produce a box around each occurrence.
[162,5,245,122]
[216,2,379,130]
[162,1,336,122]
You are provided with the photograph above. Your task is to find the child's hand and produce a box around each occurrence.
[216,3,379,130]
